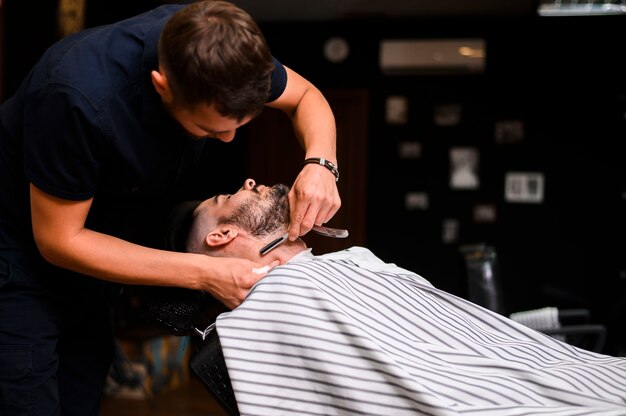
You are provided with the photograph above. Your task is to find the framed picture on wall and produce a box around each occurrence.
[494,119,525,144]
[473,204,497,223]
[442,218,459,244]
[404,191,429,210]
[385,95,408,125]
[504,172,544,203]
[434,103,462,127]
[449,147,479,190]
[398,141,422,159]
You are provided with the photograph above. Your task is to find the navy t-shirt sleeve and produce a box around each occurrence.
[23,86,104,201]
[267,56,287,102]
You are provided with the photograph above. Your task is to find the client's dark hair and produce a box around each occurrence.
[164,200,202,252]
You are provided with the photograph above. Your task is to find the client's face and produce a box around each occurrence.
[197,178,290,238]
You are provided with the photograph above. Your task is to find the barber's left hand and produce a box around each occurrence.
[288,163,341,240]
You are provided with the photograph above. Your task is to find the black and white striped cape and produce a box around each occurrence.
[215,246,626,416]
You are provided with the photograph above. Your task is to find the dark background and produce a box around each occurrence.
[1,0,624,354]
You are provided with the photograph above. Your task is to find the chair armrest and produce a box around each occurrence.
[558,308,591,324]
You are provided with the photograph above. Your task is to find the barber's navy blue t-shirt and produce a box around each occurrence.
[0,3,287,257]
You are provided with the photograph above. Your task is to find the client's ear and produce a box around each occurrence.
[205,227,239,248]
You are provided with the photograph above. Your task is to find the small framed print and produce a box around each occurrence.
[505,172,544,203]
[442,218,459,244]
[398,141,422,159]
[494,120,525,144]
[434,103,462,127]
[473,204,497,223]
[385,96,409,125]
[405,191,429,210]
[450,147,480,190]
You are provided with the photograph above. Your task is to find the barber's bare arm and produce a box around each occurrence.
[29,184,268,309]
[266,66,341,241]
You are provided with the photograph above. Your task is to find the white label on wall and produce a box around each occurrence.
[505,172,544,203]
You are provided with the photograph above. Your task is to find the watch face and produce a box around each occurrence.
[324,37,350,63]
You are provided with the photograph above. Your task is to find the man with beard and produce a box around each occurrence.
[172,178,626,416]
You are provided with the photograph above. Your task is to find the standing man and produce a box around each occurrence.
[0,1,340,415]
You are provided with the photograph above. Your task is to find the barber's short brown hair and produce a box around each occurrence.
[159,0,274,120]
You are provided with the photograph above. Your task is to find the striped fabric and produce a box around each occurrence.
[216,247,626,416]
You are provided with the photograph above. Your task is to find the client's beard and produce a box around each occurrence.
[219,183,290,238]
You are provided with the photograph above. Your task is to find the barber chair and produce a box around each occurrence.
[459,243,607,353]
[189,327,239,415]
[128,201,239,414]
[137,286,239,415]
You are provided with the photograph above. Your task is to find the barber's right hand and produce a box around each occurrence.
[201,257,279,310]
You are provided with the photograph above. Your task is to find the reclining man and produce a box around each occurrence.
[171,178,626,416]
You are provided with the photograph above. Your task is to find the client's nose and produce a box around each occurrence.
[243,178,256,190]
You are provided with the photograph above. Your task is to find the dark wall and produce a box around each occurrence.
[1,0,174,99]
[1,1,58,100]
[258,15,626,355]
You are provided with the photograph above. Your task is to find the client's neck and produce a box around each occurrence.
[258,238,308,265]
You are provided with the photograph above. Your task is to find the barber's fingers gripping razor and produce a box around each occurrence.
[259,225,349,255]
